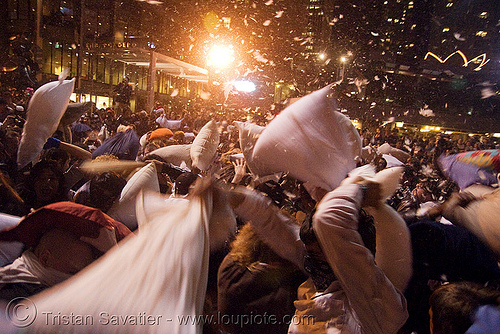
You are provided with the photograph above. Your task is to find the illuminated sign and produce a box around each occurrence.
[85,42,139,49]
[424,50,490,71]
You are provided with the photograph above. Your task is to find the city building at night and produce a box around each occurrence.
[301,0,499,132]
[1,0,209,112]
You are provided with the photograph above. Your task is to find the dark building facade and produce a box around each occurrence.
[1,0,209,111]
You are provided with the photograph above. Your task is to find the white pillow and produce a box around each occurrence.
[342,165,404,200]
[139,133,148,148]
[382,154,404,168]
[252,85,362,193]
[0,212,21,232]
[30,181,212,333]
[107,162,160,230]
[136,186,236,252]
[377,143,410,163]
[148,144,192,168]
[17,77,75,168]
[135,190,190,230]
[233,121,265,176]
[0,213,24,267]
[156,116,183,129]
[190,120,220,171]
[372,166,405,200]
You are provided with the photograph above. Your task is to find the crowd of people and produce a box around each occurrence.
[0,82,499,334]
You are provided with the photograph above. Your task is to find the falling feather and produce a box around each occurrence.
[200,91,211,100]
[419,105,435,117]
[381,117,395,127]
[481,87,496,99]
[253,51,269,63]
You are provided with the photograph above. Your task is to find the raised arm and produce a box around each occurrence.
[441,191,500,259]
[313,183,408,334]
[229,186,306,271]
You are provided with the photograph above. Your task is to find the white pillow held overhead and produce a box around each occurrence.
[252,84,362,193]
[190,120,220,171]
[233,121,265,176]
[17,74,75,168]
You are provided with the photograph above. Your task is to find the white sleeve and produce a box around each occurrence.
[233,188,306,271]
[313,183,408,334]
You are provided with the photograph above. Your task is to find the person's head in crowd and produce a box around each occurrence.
[174,172,199,196]
[116,124,134,133]
[105,109,115,119]
[373,154,387,172]
[88,172,127,213]
[429,281,500,334]
[0,202,132,300]
[28,160,67,209]
[413,182,434,203]
[173,131,185,144]
[90,112,102,128]
[40,148,71,173]
[0,228,97,301]
[144,142,161,157]
[34,228,97,276]
[80,114,90,125]
[362,136,370,147]
[0,127,20,160]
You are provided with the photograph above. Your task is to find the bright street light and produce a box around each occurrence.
[207,44,235,70]
[340,56,347,63]
[233,80,256,92]
[319,53,326,60]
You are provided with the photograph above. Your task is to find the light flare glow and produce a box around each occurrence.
[424,50,490,71]
[207,45,235,69]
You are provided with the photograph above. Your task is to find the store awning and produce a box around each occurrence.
[105,48,209,83]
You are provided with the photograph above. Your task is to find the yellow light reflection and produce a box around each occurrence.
[424,50,490,71]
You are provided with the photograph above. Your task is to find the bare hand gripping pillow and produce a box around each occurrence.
[251,85,362,193]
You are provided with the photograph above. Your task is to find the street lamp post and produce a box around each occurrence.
[340,56,347,81]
